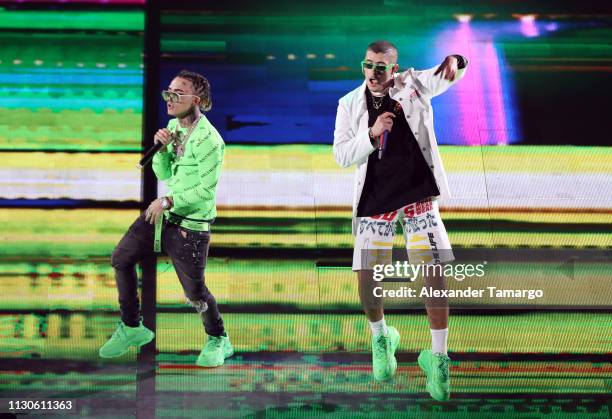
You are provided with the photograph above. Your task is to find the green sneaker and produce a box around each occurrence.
[371,326,400,381]
[418,349,451,401]
[99,321,155,358]
[196,334,234,367]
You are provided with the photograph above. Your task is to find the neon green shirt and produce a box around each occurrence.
[152,115,224,221]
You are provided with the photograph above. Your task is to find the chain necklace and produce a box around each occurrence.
[172,115,202,159]
[372,94,385,110]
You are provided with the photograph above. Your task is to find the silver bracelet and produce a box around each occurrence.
[368,127,375,140]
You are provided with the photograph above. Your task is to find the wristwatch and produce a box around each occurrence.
[161,197,171,210]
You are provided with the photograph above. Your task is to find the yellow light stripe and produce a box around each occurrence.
[371,241,393,247]
[3,145,611,173]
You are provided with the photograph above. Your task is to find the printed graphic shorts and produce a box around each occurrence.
[352,197,454,271]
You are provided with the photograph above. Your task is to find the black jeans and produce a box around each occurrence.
[111,214,225,337]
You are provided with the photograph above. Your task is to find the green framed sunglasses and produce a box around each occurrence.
[161,90,199,103]
[361,60,396,72]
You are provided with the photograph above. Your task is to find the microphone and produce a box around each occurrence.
[138,141,166,169]
[377,98,396,160]
[378,131,388,160]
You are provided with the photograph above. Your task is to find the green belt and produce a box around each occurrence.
[154,211,210,253]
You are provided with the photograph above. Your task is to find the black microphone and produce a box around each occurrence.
[138,141,166,169]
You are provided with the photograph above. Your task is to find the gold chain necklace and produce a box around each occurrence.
[173,115,202,159]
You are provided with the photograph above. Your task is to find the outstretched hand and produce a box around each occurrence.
[434,56,459,81]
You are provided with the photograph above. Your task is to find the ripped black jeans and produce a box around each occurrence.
[111,213,225,337]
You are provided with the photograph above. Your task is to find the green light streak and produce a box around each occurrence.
[0,11,144,31]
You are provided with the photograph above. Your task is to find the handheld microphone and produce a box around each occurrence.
[138,141,166,169]
[378,131,388,160]
[377,98,396,160]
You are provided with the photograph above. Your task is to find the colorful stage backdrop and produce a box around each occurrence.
[0,4,610,412]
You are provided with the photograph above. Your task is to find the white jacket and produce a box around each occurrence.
[333,58,468,235]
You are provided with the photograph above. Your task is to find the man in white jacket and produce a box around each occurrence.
[333,40,467,400]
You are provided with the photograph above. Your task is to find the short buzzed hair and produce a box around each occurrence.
[366,40,398,58]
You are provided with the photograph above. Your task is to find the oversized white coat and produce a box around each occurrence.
[333,58,468,235]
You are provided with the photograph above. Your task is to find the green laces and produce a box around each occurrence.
[205,336,223,350]
[112,323,128,342]
[436,354,450,380]
[374,335,388,358]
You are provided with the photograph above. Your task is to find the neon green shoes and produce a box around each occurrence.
[418,349,451,401]
[372,326,400,381]
[196,334,234,367]
[99,321,155,358]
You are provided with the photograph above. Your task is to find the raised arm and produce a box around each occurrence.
[152,147,173,180]
[152,124,176,180]
[414,55,469,98]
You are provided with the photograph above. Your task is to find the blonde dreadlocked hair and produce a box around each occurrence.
[176,70,212,112]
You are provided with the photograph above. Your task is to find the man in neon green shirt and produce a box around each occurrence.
[99,70,233,367]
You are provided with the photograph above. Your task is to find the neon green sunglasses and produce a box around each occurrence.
[361,60,396,72]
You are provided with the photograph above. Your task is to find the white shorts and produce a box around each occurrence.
[352,197,454,271]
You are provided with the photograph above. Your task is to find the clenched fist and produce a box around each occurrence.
[370,112,396,138]
[154,128,173,152]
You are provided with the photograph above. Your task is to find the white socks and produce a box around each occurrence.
[369,318,389,337]
[431,328,448,354]
[369,320,448,352]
